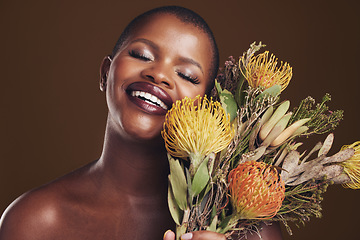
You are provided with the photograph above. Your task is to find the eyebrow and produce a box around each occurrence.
[129,38,204,74]
[130,38,159,51]
[178,56,204,74]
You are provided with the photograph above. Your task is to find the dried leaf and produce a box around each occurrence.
[287,165,322,186]
[281,150,300,183]
[320,148,354,165]
[316,165,343,180]
[318,133,334,157]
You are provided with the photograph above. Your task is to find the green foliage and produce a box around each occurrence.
[191,157,210,198]
[255,84,282,101]
[168,156,188,210]
[168,184,183,225]
[274,178,330,234]
[215,81,238,122]
[290,94,344,136]
[166,43,351,239]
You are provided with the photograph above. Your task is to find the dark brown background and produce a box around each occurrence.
[1,0,359,239]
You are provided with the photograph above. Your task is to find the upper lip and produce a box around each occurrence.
[126,82,173,109]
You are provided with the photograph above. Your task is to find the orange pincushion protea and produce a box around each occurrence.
[228,161,285,219]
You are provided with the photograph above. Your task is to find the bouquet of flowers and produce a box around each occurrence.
[161,42,360,239]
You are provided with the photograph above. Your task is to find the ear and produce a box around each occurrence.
[100,55,112,91]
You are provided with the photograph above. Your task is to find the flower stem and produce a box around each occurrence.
[176,207,191,240]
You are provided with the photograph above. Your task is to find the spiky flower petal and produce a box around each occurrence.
[340,141,360,189]
[228,161,285,219]
[162,96,234,170]
[240,51,292,92]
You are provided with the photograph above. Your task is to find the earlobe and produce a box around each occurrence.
[100,55,112,91]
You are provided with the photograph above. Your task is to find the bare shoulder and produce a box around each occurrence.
[0,163,96,240]
[0,185,62,239]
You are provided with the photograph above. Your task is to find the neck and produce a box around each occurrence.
[94,120,169,198]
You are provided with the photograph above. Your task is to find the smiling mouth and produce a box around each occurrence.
[130,90,168,110]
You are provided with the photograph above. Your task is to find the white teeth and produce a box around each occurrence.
[150,95,157,103]
[131,91,168,110]
[144,92,151,99]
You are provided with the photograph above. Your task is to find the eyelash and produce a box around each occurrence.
[129,50,152,61]
[129,50,200,85]
[177,71,200,84]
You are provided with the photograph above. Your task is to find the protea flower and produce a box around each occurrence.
[228,161,285,219]
[162,95,234,174]
[340,141,360,189]
[240,51,292,92]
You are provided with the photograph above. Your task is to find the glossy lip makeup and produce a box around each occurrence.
[126,82,173,115]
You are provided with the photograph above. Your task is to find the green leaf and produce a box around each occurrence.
[219,89,238,122]
[211,204,217,219]
[176,224,188,240]
[217,214,237,234]
[256,84,281,101]
[215,79,223,94]
[207,152,216,176]
[184,167,193,208]
[235,74,247,107]
[207,215,218,232]
[168,155,188,210]
[167,183,183,225]
[191,157,210,198]
[197,180,213,211]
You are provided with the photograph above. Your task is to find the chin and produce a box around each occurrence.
[124,123,165,145]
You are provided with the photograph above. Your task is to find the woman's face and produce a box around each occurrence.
[104,14,213,142]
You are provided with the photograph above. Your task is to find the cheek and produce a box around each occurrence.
[106,60,137,114]
[176,83,207,100]
[111,59,140,86]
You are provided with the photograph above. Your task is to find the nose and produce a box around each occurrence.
[140,64,175,89]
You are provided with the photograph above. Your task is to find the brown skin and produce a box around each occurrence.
[0,14,283,240]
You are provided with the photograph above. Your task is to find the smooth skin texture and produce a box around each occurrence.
[0,13,282,240]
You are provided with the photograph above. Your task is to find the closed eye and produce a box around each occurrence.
[177,71,200,84]
[129,50,153,62]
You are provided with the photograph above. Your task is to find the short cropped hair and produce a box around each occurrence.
[111,6,219,92]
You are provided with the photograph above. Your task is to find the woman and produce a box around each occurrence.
[0,6,282,240]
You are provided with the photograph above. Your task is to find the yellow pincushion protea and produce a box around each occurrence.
[340,141,360,189]
[228,161,285,219]
[162,95,234,172]
[240,51,292,92]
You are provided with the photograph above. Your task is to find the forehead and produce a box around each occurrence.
[127,13,213,73]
